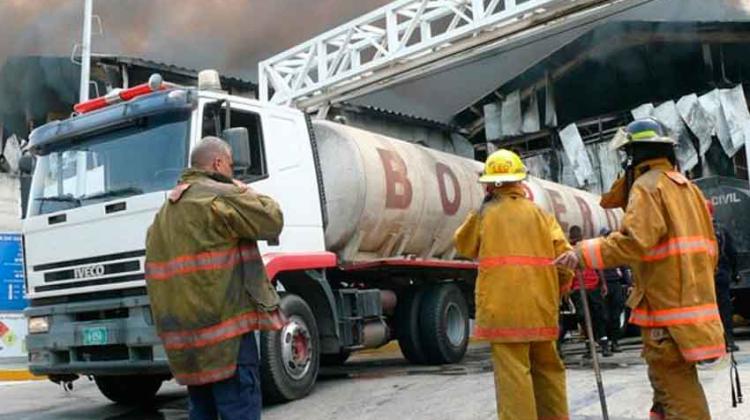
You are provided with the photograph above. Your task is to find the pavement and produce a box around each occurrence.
[1,335,749,419]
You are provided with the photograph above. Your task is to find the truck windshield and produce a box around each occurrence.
[29,111,190,216]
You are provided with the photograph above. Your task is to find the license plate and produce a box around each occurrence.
[82,327,109,346]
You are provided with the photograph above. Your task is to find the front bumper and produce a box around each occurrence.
[24,295,170,376]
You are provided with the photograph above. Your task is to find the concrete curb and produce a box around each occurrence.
[0,369,46,381]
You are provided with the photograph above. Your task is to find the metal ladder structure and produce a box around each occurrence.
[259,0,642,112]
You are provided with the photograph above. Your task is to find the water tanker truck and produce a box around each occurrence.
[21,71,620,404]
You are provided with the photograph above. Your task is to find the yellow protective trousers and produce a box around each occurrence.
[490,341,569,420]
[642,328,711,420]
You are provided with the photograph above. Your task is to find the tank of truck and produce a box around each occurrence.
[312,120,622,262]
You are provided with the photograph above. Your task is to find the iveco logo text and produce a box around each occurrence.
[74,264,105,279]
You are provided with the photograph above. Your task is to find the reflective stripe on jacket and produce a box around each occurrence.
[146,169,285,385]
[454,184,573,343]
[577,158,724,362]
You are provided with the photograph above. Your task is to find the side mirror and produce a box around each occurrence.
[18,155,35,175]
[222,127,251,172]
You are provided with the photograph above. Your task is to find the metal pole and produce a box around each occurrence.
[578,269,610,420]
[79,0,93,102]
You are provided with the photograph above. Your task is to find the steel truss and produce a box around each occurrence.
[259,0,630,110]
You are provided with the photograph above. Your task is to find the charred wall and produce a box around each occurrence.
[471,20,750,191]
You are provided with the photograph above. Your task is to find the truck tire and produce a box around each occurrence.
[395,288,429,364]
[94,375,163,405]
[260,294,320,403]
[419,283,470,364]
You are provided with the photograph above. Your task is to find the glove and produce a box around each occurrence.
[555,250,580,270]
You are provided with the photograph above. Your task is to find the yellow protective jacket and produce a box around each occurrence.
[146,169,285,385]
[577,158,725,362]
[454,184,573,343]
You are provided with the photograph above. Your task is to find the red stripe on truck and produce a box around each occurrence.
[262,252,338,280]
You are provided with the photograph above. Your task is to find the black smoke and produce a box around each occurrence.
[0,0,392,80]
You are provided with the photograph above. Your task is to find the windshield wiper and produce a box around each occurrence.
[36,195,81,205]
[81,187,144,201]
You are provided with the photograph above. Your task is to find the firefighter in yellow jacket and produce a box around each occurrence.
[454,149,574,420]
[556,118,725,420]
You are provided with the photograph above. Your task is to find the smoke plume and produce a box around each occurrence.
[0,0,392,80]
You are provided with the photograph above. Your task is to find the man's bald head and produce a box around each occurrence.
[191,136,234,178]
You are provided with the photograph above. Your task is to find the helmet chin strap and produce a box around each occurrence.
[620,153,633,172]
[621,152,635,202]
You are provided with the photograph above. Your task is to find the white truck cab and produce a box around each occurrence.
[25,80,325,303]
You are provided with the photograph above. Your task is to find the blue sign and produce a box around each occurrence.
[0,234,26,311]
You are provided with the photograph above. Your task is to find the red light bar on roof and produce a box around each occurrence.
[74,74,168,114]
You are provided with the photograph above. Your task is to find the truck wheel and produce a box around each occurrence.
[395,288,429,364]
[260,294,320,403]
[321,349,351,366]
[94,375,163,405]
[419,283,470,365]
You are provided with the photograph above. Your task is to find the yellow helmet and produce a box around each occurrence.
[479,149,527,184]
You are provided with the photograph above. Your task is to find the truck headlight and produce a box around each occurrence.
[28,316,49,334]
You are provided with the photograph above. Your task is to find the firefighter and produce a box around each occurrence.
[556,118,725,420]
[599,227,632,354]
[706,200,740,352]
[568,225,611,358]
[454,149,574,420]
[145,137,285,420]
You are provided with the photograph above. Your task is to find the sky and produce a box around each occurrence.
[0,0,393,81]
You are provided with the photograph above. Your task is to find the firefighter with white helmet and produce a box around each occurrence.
[556,118,725,419]
[454,149,574,420]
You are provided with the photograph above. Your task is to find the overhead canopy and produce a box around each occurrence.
[348,0,750,124]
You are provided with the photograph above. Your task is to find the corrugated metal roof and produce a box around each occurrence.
[93,55,257,90]
[334,102,465,133]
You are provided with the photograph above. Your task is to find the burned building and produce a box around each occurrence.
[457,16,750,194]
